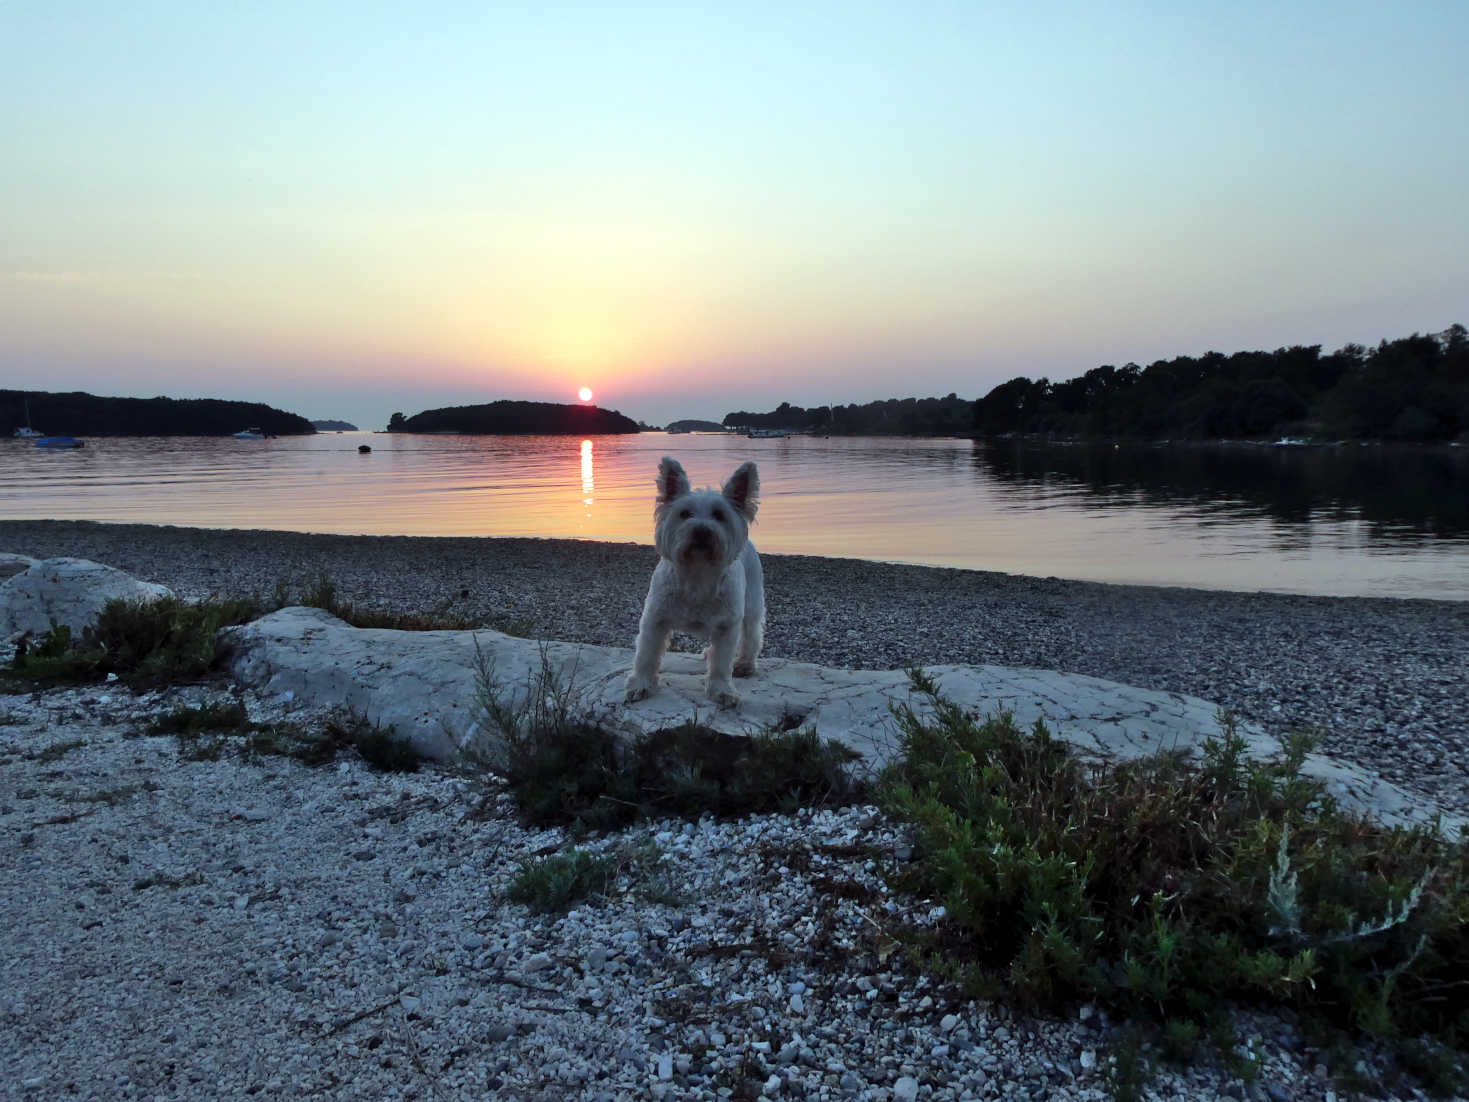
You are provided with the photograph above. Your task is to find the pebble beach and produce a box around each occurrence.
[4,520,1466,816]
[2,519,1466,1101]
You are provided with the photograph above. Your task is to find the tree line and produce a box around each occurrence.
[2,390,316,436]
[722,394,975,436]
[974,325,1468,442]
[722,325,1467,443]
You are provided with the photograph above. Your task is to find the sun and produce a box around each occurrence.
[577,386,593,402]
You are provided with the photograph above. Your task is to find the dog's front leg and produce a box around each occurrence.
[704,623,741,708]
[624,616,671,702]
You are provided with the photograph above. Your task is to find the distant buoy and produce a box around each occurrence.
[358,445,372,453]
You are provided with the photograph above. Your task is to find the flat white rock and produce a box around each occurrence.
[0,556,173,641]
[222,605,1461,836]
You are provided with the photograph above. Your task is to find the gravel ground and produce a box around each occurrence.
[0,684,1415,1102]
[2,520,1465,818]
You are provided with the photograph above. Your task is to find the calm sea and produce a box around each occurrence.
[4,432,1466,601]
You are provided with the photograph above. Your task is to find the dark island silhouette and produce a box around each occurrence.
[387,401,640,435]
[665,419,729,433]
[311,419,359,432]
[3,390,315,437]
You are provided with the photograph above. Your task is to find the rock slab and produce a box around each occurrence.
[222,606,1461,835]
[0,556,174,641]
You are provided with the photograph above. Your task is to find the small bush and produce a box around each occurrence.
[8,597,259,687]
[147,700,251,735]
[143,701,419,772]
[350,721,423,773]
[879,670,1469,1092]
[468,640,863,831]
[9,622,102,681]
[507,848,617,912]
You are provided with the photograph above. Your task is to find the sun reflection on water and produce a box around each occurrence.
[580,439,594,511]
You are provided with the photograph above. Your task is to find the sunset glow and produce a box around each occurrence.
[1,4,1464,431]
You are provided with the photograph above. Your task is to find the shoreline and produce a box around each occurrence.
[3,518,1466,817]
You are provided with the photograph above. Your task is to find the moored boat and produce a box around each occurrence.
[14,400,43,438]
[232,427,266,439]
[35,436,85,449]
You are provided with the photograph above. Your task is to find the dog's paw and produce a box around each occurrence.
[732,658,756,678]
[707,680,741,709]
[624,673,656,703]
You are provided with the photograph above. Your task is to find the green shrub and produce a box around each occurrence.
[879,670,1469,1092]
[507,848,618,912]
[143,701,419,772]
[8,596,260,687]
[350,721,423,773]
[467,640,863,831]
[146,699,252,735]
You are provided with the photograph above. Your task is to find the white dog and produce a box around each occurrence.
[624,456,765,707]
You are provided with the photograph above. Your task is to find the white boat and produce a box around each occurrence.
[14,400,43,438]
[747,427,791,439]
[233,427,266,440]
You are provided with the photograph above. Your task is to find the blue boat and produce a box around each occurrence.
[35,436,85,449]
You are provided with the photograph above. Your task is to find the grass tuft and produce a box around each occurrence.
[507,847,618,912]
[292,571,484,631]
[879,669,1469,1094]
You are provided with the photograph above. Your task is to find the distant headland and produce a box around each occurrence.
[387,401,640,435]
[3,390,315,437]
[724,323,1468,443]
[311,419,358,432]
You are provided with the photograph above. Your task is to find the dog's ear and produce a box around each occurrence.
[722,461,759,522]
[656,456,691,505]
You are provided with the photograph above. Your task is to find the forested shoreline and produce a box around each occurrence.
[1,390,315,436]
[723,325,1468,443]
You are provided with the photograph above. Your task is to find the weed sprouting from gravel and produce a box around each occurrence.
[145,701,422,772]
[147,699,251,735]
[507,848,619,912]
[506,837,674,913]
[880,669,1469,1094]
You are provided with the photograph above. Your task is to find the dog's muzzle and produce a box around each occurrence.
[680,525,720,562]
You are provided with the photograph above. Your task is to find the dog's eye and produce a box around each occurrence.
[712,508,726,522]
[679,508,692,519]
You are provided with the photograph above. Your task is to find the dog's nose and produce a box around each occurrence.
[689,525,714,547]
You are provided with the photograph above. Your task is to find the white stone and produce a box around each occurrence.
[893,1075,920,1102]
[0,553,39,580]
[220,605,1463,834]
[0,556,172,641]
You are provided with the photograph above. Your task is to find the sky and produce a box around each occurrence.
[3,1,1467,431]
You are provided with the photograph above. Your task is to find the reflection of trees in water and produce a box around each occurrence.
[973,441,1469,540]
